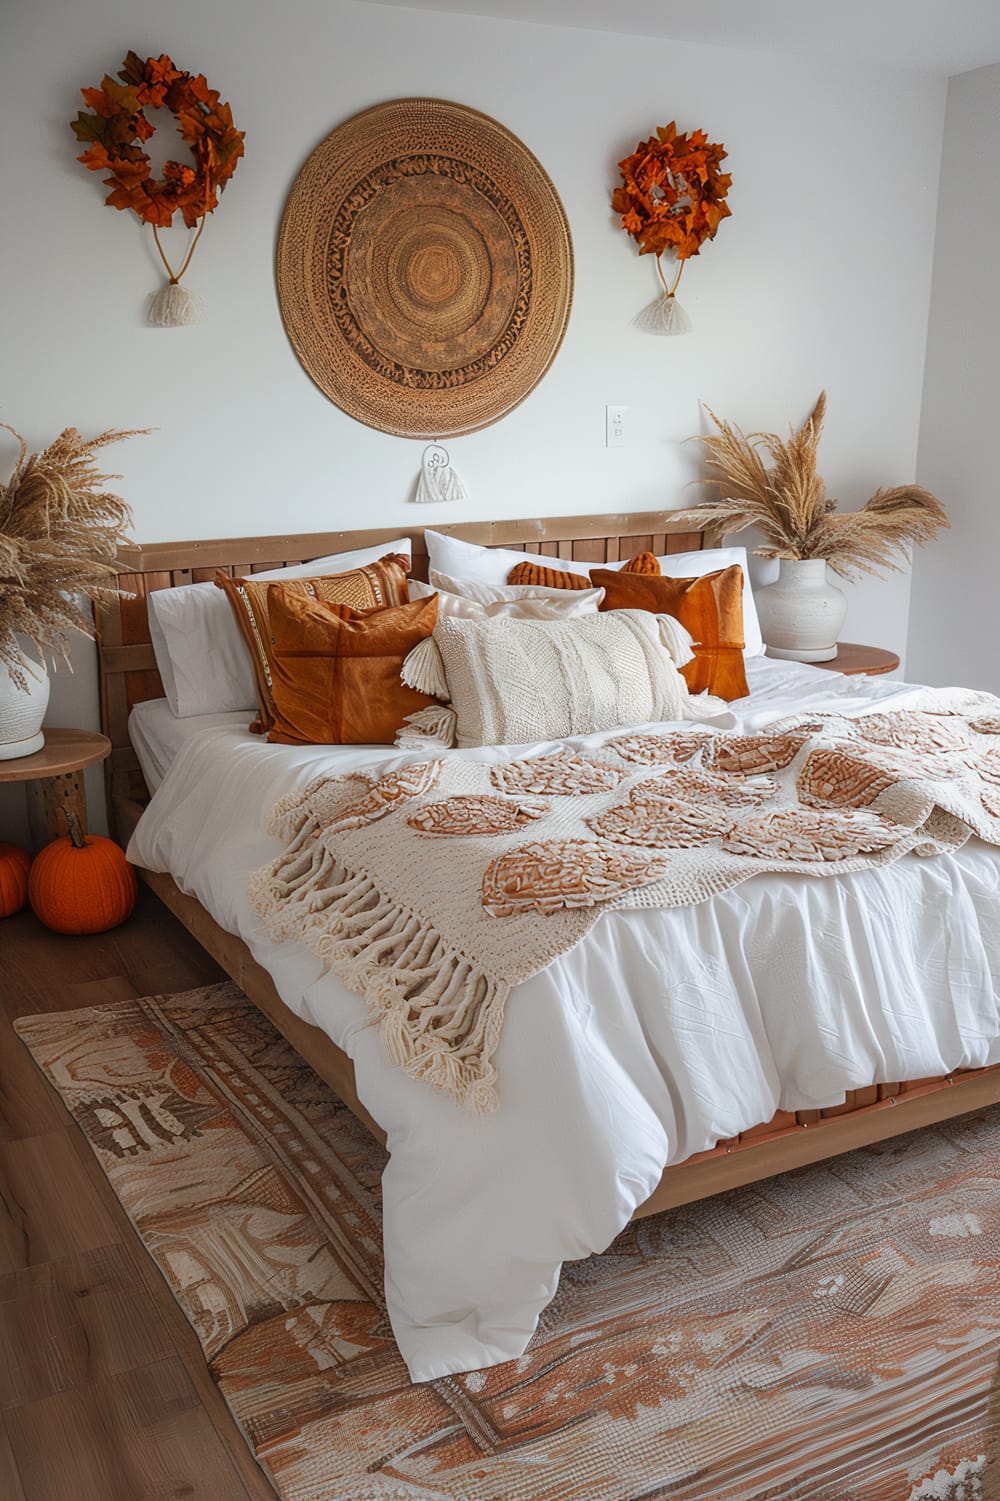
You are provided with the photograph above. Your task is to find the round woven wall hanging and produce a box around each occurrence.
[276,98,574,438]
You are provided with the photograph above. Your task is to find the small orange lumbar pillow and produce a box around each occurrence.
[592,565,749,701]
[506,552,662,588]
[29,817,136,934]
[215,553,412,733]
[505,561,593,589]
[266,587,440,745]
[0,842,32,918]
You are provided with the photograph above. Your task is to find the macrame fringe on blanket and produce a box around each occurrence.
[250,826,508,1113]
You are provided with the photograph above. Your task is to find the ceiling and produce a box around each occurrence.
[360,0,1000,77]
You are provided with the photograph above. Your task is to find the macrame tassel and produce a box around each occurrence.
[413,443,468,504]
[395,704,458,750]
[400,636,450,699]
[656,613,695,667]
[148,282,204,327]
[633,292,692,336]
[634,255,692,336]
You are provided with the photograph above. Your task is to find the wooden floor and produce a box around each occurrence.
[0,889,277,1501]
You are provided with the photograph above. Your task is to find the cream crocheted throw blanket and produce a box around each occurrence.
[250,693,1000,1112]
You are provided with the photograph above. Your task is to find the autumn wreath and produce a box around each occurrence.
[72,51,245,322]
[612,122,731,332]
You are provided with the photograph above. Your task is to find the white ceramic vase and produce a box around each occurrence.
[0,636,50,760]
[754,558,848,663]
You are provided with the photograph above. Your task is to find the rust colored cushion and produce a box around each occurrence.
[593,565,749,701]
[617,550,661,576]
[506,552,662,588]
[505,561,593,589]
[266,588,439,746]
[215,554,411,732]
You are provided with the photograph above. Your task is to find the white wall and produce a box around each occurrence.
[908,63,1000,692]
[1,0,946,841]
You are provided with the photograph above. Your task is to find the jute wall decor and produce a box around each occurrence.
[276,98,574,437]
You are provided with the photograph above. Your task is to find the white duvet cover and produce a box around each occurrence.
[127,658,1000,1382]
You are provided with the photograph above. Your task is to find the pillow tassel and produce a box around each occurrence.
[395,704,458,750]
[656,613,695,667]
[401,635,450,699]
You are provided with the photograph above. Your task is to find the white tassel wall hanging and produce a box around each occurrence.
[632,255,693,337]
[413,442,468,504]
[148,221,208,326]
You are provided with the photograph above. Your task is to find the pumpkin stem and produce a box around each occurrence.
[64,808,87,849]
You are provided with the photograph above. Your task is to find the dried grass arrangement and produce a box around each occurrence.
[0,425,142,686]
[671,393,949,576]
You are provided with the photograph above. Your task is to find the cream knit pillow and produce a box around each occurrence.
[426,610,723,749]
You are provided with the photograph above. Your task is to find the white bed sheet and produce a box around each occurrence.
[126,659,1000,1381]
[129,698,252,791]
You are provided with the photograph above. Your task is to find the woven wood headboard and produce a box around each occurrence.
[97,511,715,824]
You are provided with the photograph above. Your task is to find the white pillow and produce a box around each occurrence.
[423,572,603,616]
[148,537,412,718]
[424,530,762,654]
[431,610,715,749]
[424,528,592,584]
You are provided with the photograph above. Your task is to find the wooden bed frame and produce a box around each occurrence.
[97,511,1000,1216]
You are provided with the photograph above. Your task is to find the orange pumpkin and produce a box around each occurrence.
[0,842,32,917]
[28,814,136,934]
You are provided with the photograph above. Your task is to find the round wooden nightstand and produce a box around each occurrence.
[0,728,111,841]
[808,643,900,677]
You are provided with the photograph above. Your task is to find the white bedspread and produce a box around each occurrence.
[127,659,1000,1381]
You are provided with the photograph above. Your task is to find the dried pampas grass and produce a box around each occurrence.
[0,424,144,685]
[670,393,948,577]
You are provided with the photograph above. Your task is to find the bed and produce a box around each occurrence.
[98,513,1000,1381]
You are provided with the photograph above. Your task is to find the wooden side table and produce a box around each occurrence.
[0,728,111,841]
[810,643,900,677]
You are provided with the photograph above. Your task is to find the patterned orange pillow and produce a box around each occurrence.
[215,553,411,732]
[506,552,662,588]
[267,590,439,746]
[592,565,749,701]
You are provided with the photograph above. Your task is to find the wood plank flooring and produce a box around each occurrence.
[0,888,277,1500]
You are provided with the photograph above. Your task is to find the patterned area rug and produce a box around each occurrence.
[15,982,1000,1501]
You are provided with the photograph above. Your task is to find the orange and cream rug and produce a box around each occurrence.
[15,982,1000,1501]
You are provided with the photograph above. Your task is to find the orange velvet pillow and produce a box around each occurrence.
[215,554,411,733]
[266,588,439,746]
[506,552,661,588]
[592,565,749,701]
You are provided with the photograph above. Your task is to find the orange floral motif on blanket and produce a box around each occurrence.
[854,713,969,754]
[722,808,900,862]
[607,731,713,766]
[319,763,442,833]
[797,749,895,810]
[589,787,735,849]
[482,840,668,916]
[491,751,626,797]
[408,795,549,837]
[705,733,810,775]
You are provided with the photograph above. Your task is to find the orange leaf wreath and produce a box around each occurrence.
[72,51,245,230]
[612,122,732,264]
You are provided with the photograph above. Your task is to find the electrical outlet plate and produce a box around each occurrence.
[605,404,628,448]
